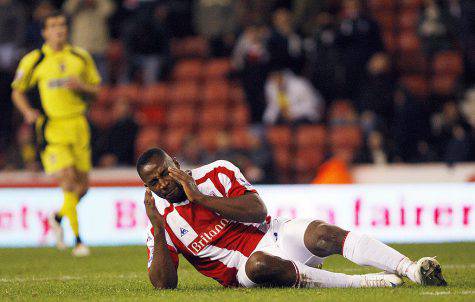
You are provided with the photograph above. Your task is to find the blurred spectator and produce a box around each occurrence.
[193,0,238,57]
[25,1,55,51]
[336,0,384,99]
[2,124,40,171]
[418,0,455,59]
[122,2,170,84]
[264,69,323,125]
[458,0,475,87]
[292,0,329,36]
[391,85,432,162]
[232,23,270,123]
[0,0,26,72]
[431,101,472,162]
[312,151,354,184]
[64,0,115,83]
[355,131,391,165]
[307,11,343,101]
[356,53,394,122]
[267,8,304,73]
[97,97,139,167]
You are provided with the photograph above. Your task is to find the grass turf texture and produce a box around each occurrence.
[1,243,474,302]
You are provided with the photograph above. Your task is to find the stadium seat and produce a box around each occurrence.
[230,85,246,106]
[294,148,324,183]
[398,10,420,31]
[163,129,189,154]
[400,0,424,9]
[96,85,114,105]
[202,81,231,105]
[398,32,421,52]
[230,127,253,150]
[142,83,169,106]
[112,84,141,103]
[327,100,358,122]
[200,106,229,129]
[231,105,250,128]
[172,59,203,82]
[431,74,459,97]
[272,147,293,183]
[203,58,231,80]
[169,81,200,105]
[382,31,397,53]
[135,127,161,160]
[295,125,326,149]
[329,125,362,151]
[135,105,165,127]
[89,104,113,129]
[397,51,428,74]
[266,126,292,149]
[373,13,396,32]
[368,0,396,11]
[400,75,430,99]
[171,36,209,58]
[198,128,221,153]
[166,106,195,130]
[433,51,463,76]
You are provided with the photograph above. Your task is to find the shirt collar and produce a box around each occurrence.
[41,43,72,55]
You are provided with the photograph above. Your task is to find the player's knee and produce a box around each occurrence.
[76,184,89,199]
[245,252,273,283]
[306,221,346,257]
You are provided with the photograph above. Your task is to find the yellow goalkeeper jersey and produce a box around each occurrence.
[11,43,101,119]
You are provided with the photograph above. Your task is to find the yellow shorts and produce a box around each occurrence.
[36,115,92,175]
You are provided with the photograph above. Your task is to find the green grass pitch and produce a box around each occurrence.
[1,242,474,301]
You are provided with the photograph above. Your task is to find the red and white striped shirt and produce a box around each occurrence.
[146,160,269,287]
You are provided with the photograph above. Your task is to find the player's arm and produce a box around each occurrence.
[168,167,267,223]
[144,188,178,289]
[65,77,100,96]
[11,89,40,124]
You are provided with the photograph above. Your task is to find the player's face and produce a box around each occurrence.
[42,16,68,46]
[140,156,186,203]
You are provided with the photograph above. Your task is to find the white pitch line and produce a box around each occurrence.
[0,273,143,283]
[421,291,475,296]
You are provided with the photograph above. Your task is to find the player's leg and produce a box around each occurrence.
[302,220,447,286]
[238,251,402,288]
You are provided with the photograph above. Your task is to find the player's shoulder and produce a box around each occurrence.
[18,49,43,66]
[69,46,93,61]
[191,160,240,179]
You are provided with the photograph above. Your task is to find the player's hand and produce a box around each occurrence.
[168,167,205,203]
[64,77,84,92]
[23,109,40,124]
[144,187,164,229]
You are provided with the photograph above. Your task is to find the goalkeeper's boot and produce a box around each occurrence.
[413,257,447,286]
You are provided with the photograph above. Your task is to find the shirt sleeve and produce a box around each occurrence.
[11,50,41,92]
[215,160,257,198]
[76,47,101,86]
[146,226,179,270]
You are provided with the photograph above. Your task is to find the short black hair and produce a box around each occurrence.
[136,148,167,173]
[41,10,67,29]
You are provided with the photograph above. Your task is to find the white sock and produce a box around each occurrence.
[342,232,406,273]
[396,257,418,282]
[292,260,363,288]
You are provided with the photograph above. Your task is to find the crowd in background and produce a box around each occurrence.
[0,0,474,184]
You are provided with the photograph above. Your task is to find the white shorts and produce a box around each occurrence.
[237,218,324,287]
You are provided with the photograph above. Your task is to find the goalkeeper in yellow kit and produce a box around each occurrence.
[11,11,101,256]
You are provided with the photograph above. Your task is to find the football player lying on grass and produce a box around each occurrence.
[137,148,447,289]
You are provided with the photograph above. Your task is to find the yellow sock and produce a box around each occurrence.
[58,191,80,237]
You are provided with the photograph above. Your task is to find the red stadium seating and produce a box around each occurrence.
[166,105,196,130]
[135,127,161,159]
[295,125,326,149]
[373,13,396,32]
[400,0,424,9]
[198,128,221,153]
[203,59,231,80]
[368,0,397,11]
[163,129,189,154]
[113,84,141,103]
[202,81,231,106]
[433,51,464,76]
[398,10,420,31]
[398,32,422,52]
[172,59,203,82]
[294,148,324,183]
[96,85,114,105]
[431,74,459,97]
[230,127,253,150]
[266,126,292,149]
[171,36,209,58]
[169,81,200,105]
[231,105,251,128]
[230,85,246,106]
[400,75,430,98]
[397,51,428,74]
[329,125,362,151]
[200,106,229,129]
[142,83,169,106]
[135,105,165,127]
[382,31,397,53]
